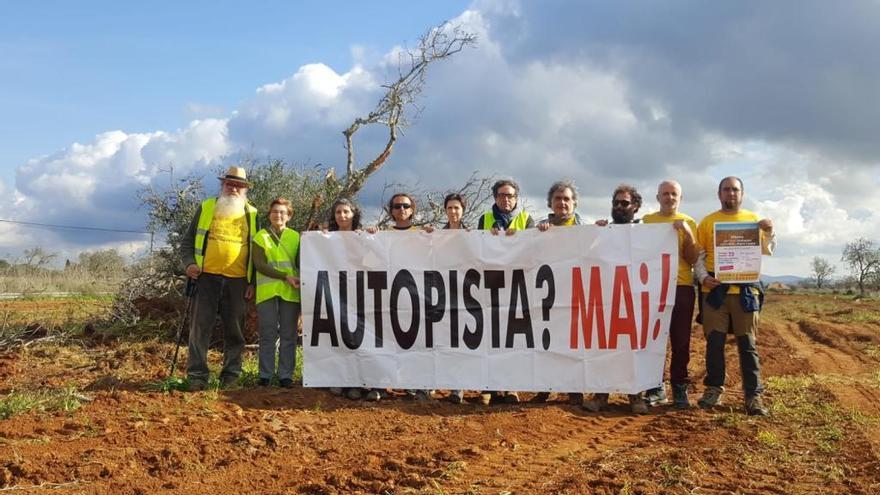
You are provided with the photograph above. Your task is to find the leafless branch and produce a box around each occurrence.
[339,22,476,200]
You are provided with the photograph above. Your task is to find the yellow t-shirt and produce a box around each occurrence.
[202,211,249,277]
[558,216,576,227]
[642,211,697,286]
[696,209,762,294]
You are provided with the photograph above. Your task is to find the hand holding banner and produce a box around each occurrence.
[301,225,678,394]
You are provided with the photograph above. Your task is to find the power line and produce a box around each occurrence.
[0,218,151,235]
[1,218,156,254]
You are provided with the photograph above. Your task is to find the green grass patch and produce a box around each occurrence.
[756,430,782,448]
[147,346,304,393]
[764,374,875,454]
[0,385,85,420]
[146,376,189,392]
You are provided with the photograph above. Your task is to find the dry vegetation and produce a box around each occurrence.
[0,293,879,494]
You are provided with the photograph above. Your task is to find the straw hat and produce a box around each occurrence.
[217,166,253,187]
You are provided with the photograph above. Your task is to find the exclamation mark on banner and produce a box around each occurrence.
[652,253,672,340]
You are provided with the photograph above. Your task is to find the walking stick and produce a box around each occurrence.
[169,277,197,377]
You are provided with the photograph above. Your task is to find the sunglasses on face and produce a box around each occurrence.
[612,199,632,208]
[496,193,516,199]
[392,203,412,210]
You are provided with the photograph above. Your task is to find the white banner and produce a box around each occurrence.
[301,224,678,394]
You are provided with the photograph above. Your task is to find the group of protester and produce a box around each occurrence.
[181,166,775,416]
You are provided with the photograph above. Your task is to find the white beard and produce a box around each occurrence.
[214,193,246,219]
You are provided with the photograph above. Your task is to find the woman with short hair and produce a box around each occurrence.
[252,198,301,389]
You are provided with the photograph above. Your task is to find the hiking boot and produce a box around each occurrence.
[532,392,554,403]
[672,383,690,409]
[447,390,464,404]
[567,393,584,405]
[365,389,382,402]
[698,386,724,409]
[279,378,294,389]
[188,379,207,392]
[745,395,768,416]
[629,394,649,414]
[582,393,610,412]
[329,387,343,396]
[345,387,363,400]
[219,374,238,388]
[479,392,492,406]
[503,391,520,404]
[644,386,669,406]
[257,378,271,387]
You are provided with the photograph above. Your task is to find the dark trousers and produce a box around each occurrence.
[701,292,763,397]
[669,285,696,385]
[187,273,248,382]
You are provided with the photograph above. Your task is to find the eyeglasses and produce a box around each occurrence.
[496,193,517,199]
[391,203,412,210]
[612,199,632,208]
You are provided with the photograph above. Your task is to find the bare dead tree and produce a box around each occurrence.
[336,22,477,201]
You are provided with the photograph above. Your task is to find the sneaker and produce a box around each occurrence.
[582,393,610,412]
[415,390,433,402]
[329,387,343,396]
[698,386,724,409]
[447,390,464,404]
[257,378,271,387]
[345,387,363,400]
[479,392,492,406]
[532,392,554,403]
[629,394,649,414]
[567,393,584,405]
[745,395,768,416]
[644,387,669,406]
[219,375,238,388]
[279,378,294,389]
[672,383,690,409]
[365,390,382,402]
[503,391,520,404]
[188,379,207,392]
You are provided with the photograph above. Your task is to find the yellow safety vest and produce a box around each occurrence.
[253,228,301,304]
[193,197,258,282]
[482,210,531,231]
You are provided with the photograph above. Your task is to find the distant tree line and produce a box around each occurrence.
[809,237,880,296]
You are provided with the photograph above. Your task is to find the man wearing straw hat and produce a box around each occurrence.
[180,166,258,391]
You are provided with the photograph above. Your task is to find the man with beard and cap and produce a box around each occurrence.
[180,166,258,391]
[583,184,650,414]
[477,178,534,405]
[694,176,775,416]
[534,179,585,405]
[641,180,699,409]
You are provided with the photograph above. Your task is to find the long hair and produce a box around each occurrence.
[327,198,362,231]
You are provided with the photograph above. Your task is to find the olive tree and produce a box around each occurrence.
[810,256,835,289]
[841,238,880,296]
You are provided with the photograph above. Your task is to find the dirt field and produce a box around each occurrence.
[1,293,879,494]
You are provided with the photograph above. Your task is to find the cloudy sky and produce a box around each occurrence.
[2,0,878,277]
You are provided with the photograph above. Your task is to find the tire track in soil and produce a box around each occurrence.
[768,319,880,454]
[441,405,663,492]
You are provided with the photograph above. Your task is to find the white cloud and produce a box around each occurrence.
[7,1,880,278]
